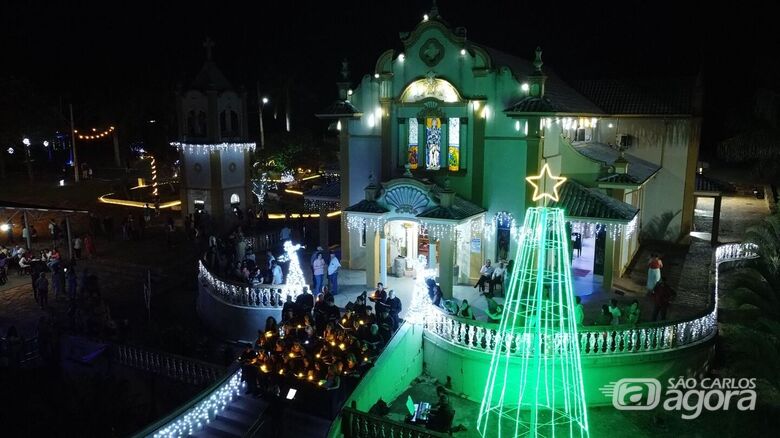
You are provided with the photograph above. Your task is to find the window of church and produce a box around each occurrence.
[230,111,239,136]
[448,117,460,171]
[408,118,419,169]
[425,117,442,170]
[220,111,228,136]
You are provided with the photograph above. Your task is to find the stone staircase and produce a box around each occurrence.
[189,394,268,438]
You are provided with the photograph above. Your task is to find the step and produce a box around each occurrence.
[215,409,256,428]
[226,395,267,416]
[203,418,244,438]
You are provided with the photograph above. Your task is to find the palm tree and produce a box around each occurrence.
[640,210,681,241]
[732,213,780,390]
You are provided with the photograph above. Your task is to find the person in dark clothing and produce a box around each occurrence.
[427,386,455,433]
[281,295,297,318]
[36,272,49,308]
[239,347,259,395]
[651,278,674,321]
[384,290,402,330]
[295,288,314,317]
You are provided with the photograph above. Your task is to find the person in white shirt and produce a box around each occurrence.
[327,254,341,294]
[574,296,585,326]
[489,261,506,296]
[473,260,494,293]
[73,236,83,259]
[271,261,284,285]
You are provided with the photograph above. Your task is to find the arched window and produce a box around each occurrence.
[187,111,197,136]
[220,111,227,135]
[400,77,462,103]
[197,111,207,136]
[230,193,240,204]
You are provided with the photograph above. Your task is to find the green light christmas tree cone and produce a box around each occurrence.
[477,165,589,437]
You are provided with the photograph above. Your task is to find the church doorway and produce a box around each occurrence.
[386,220,432,278]
[570,222,600,293]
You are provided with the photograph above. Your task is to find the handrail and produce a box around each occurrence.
[112,343,225,386]
[423,242,758,357]
[341,405,448,438]
[198,260,304,308]
[131,364,242,438]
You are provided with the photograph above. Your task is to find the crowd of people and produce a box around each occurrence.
[238,284,403,398]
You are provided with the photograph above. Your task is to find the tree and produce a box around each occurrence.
[732,214,780,391]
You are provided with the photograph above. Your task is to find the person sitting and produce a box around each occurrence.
[458,299,475,320]
[489,261,506,296]
[368,398,390,417]
[595,305,612,325]
[442,299,459,315]
[473,260,494,293]
[376,310,394,341]
[323,364,341,390]
[427,386,455,433]
[484,296,503,324]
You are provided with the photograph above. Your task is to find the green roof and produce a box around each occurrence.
[344,200,389,214]
[549,180,638,223]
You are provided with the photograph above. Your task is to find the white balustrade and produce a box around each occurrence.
[198,260,304,308]
[423,243,758,357]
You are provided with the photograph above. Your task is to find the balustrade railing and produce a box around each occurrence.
[113,343,225,386]
[342,405,448,438]
[198,260,303,308]
[423,243,758,357]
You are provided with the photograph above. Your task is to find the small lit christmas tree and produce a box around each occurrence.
[283,241,308,297]
[477,164,589,438]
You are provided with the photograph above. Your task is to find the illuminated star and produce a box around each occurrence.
[526,163,567,203]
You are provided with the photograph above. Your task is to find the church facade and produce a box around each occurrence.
[318,9,701,297]
[175,39,255,222]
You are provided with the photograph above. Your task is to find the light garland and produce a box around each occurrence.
[171,142,256,155]
[283,241,310,293]
[570,215,638,240]
[304,199,341,212]
[345,214,386,233]
[152,369,243,438]
[199,260,301,306]
[419,221,455,240]
[251,172,276,204]
[280,170,295,183]
[75,126,115,140]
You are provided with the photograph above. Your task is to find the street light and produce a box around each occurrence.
[262,97,269,105]
[258,94,269,149]
[22,137,33,181]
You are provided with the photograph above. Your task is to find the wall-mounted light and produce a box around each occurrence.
[460,48,466,56]
[423,14,429,21]
[398,53,405,62]
[521,83,530,93]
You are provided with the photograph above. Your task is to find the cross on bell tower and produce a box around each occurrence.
[203,37,215,60]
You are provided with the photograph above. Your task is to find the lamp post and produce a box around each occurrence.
[257,81,268,150]
[22,137,33,182]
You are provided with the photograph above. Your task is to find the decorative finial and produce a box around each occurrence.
[526,163,567,203]
[368,173,375,185]
[403,163,413,177]
[533,46,543,73]
[430,0,440,18]
[203,37,215,61]
[443,176,451,190]
[340,58,350,81]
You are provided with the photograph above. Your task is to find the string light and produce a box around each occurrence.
[76,126,115,140]
[346,214,386,233]
[171,142,256,154]
[151,370,243,438]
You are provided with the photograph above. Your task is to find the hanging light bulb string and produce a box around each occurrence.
[75,125,115,140]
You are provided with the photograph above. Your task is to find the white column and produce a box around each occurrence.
[379,229,387,285]
[428,239,437,269]
[439,231,455,299]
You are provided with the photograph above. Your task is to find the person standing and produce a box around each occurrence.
[73,235,83,260]
[651,278,673,321]
[574,296,585,326]
[280,224,292,243]
[327,253,341,295]
[312,252,326,295]
[36,272,49,308]
[67,266,78,300]
[608,299,622,326]
[52,266,64,300]
[271,261,284,285]
[646,253,663,294]
[84,234,96,258]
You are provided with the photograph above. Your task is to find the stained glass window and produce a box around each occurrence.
[448,117,460,171]
[408,118,419,169]
[425,117,441,170]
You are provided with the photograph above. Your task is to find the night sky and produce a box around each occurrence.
[2,0,778,153]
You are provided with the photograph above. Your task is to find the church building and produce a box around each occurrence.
[175,38,255,222]
[317,6,702,298]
